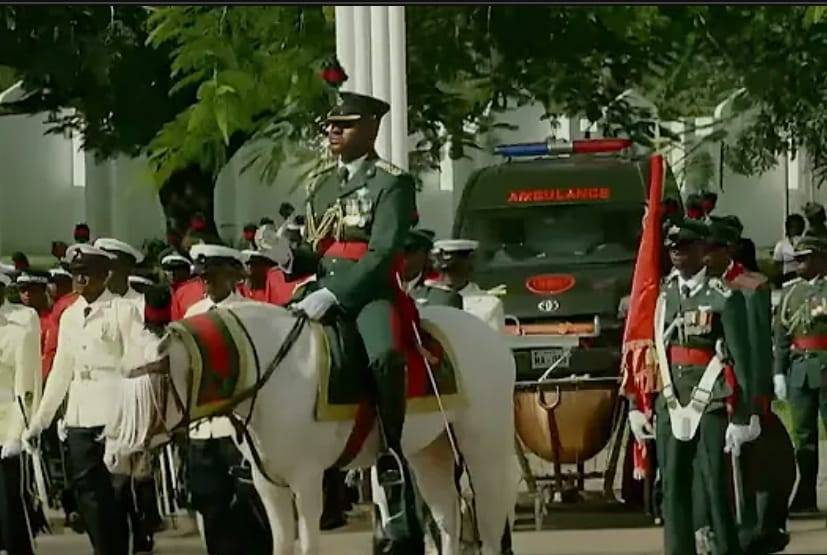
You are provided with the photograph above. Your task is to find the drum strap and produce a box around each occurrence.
[654,296,725,442]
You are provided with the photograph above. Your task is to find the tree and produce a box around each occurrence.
[4,5,827,234]
[0,5,335,236]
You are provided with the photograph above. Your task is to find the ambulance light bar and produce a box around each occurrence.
[495,138,633,158]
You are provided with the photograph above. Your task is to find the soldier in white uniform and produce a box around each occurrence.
[93,238,160,554]
[22,244,153,555]
[184,244,270,555]
[94,238,146,315]
[0,273,40,555]
[416,239,506,331]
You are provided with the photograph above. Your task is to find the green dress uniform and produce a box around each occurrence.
[773,236,827,511]
[655,222,754,555]
[413,281,463,309]
[693,218,794,553]
[301,93,423,551]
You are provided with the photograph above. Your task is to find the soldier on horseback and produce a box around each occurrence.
[290,92,422,549]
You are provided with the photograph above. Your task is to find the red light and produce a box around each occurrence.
[526,274,576,295]
[571,139,632,154]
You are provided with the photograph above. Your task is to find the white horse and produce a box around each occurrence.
[104,302,517,555]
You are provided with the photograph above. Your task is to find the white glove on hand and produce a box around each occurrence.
[21,424,42,453]
[1,439,21,459]
[293,288,338,320]
[773,374,788,401]
[746,414,762,443]
[57,418,68,442]
[254,225,293,271]
[724,423,753,457]
[628,410,655,442]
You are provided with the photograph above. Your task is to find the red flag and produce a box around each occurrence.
[620,154,665,479]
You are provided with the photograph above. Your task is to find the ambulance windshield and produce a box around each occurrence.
[461,202,644,266]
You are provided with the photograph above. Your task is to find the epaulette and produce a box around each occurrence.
[707,277,733,298]
[729,271,769,291]
[375,159,404,176]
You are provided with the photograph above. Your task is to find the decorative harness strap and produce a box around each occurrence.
[654,294,726,442]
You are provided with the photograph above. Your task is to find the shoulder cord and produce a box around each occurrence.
[306,203,344,251]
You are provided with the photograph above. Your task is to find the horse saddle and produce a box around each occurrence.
[313,315,465,422]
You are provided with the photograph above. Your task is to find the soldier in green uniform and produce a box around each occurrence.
[413,240,476,309]
[696,218,793,553]
[774,235,827,513]
[291,92,422,551]
[401,228,435,294]
[803,202,827,240]
[628,220,758,555]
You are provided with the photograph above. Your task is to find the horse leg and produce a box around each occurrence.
[251,469,296,555]
[409,434,460,555]
[293,469,325,555]
[454,429,515,555]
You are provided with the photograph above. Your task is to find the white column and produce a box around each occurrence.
[370,6,392,160]
[334,6,355,84]
[352,6,372,95]
[388,6,408,170]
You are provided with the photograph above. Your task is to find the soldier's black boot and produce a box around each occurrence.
[790,450,819,513]
[371,356,424,555]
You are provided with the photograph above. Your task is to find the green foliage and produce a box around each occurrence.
[145,6,334,187]
[4,5,827,196]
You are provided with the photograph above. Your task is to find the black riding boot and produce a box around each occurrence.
[372,354,424,555]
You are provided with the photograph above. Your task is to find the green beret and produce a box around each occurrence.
[327,92,390,122]
[803,202,825,219]
[664,219,709,247]
[706,216,741,246]
[405,228,435,251]
[794,236,827,257]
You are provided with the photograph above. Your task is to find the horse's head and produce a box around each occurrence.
[104,330,192,472]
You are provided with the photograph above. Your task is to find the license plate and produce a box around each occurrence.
[531,348,570,370]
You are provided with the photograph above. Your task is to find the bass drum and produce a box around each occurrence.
[514,379,618,464]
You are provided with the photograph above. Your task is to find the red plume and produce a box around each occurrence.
[620,154,665,480]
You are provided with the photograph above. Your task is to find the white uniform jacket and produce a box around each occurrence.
[31,290,153,430]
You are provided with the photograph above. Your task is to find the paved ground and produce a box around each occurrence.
[33,510,827,554]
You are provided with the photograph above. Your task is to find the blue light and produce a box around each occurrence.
[494,142,549,157]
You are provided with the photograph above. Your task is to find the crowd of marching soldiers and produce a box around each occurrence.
[623,192,827,555]
[0,208,501,555]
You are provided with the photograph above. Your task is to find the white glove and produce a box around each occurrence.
[254,225,293,271]
[746,414,762,443]
[293,288,338,320]
[628,410,655,442]
[773,374,787,401]
[1,439,21,459]
[724,423,753,456]
[57,418,68,442]
[618,295,631,320]
[21,423,42,453]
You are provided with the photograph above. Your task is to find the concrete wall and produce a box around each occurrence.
[0,114,85,254]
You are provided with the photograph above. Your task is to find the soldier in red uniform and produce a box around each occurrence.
[239,250,276,303]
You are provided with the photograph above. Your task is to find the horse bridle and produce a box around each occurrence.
[128,310,307,449]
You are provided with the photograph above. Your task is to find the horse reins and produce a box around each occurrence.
[137,310,308,487]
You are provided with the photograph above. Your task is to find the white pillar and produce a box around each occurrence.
[352,6,372,95]
[388,6,408,170]
[334,6,355,83]
[370,6,392,161]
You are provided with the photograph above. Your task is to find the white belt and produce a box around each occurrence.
[654,296,726,442]
[73,366,119,382]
